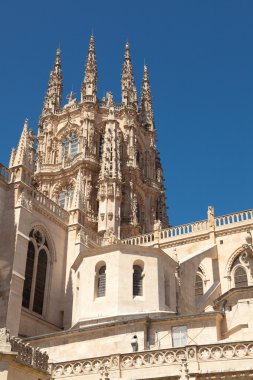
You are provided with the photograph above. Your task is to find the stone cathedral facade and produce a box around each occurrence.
[0,36,253,380]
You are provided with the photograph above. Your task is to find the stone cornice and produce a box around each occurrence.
[23,311,222,343]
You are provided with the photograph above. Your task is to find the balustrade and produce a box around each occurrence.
[122,207,253,246]
[215,209,253,228]
[51,340,253,378]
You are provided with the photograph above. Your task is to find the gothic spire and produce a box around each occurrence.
[13,119,30,167]
[121,42,137,107]
[81,34,98,102]
[140,64,154,130]
[42,48,63,116]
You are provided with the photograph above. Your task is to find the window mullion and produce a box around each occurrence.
[29,243,39,310]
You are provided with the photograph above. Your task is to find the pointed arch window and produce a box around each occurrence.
[195,274,204,299]
[58,188,74,209]
[58,191,65,208]
[234,267,248,288]
[62,138,69,157]
[231,253,249,289]
[97,265,106,297]
[133,265,143,296]
[22,229,50,316]
[70,133,78,157]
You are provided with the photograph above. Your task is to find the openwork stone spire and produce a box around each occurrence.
[140,64,154,130]
[42,48,63,116]
[121,42,137,107]
[81,35,98,102]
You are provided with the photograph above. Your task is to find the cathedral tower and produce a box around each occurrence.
[12,36,168,240]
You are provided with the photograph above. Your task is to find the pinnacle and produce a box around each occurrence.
[89,34,95,52]
[54,47,61,67]
[13,118,30,167]
[124,41,130,60]
[143,64,149,82]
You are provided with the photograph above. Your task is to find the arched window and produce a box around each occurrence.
[70,134,78,157]
[97,266,106,297]
[62,132,79,159]
[58,188,74,209]
[133,265,143,296]
[195,274,204,299]
[58,191,65,208]
[234,267,248,288]
[33,249,47,314]
[230,253,249,289]
[22,228,50,315]
[62,138,69,157]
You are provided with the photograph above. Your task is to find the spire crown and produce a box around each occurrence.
[42,48,63,116]
[140,64,154,130]
[124,42,130,59]
[81,34,98,101]
[121,41,137,107]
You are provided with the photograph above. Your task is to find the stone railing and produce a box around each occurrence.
[76,225,103,247]
[10,335,49,372]
[122,219,209,246]
[215,209,253,228]
[39,153,99,173]
[0,163,10,183]
[122,208,253,246]
[51,340,253,378]
[17,187,69,223]
[31,189,69,222]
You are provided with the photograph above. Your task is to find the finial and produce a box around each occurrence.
[81,33,97,101]
[89,34,95,52]
[124,41,130,59]
[55,47,61,66]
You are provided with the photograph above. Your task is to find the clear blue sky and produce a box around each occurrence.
[1,0,253,226]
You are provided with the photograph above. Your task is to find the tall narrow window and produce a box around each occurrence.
[133,265,143,296]
[195,274,204,299]
[22,229,50,316]
[33,249,47,314]
[22,241,35,308]
[234,267,248,288]
[70,134,78,157]
[97,266,106,297]
[58,191,65,208]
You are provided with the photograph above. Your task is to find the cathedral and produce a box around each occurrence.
[0,35,253,380]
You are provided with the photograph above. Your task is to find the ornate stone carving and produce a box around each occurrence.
[51,341,253,378]
[10,336,49,372]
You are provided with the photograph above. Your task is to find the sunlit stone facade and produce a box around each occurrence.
[0,36,253,380]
